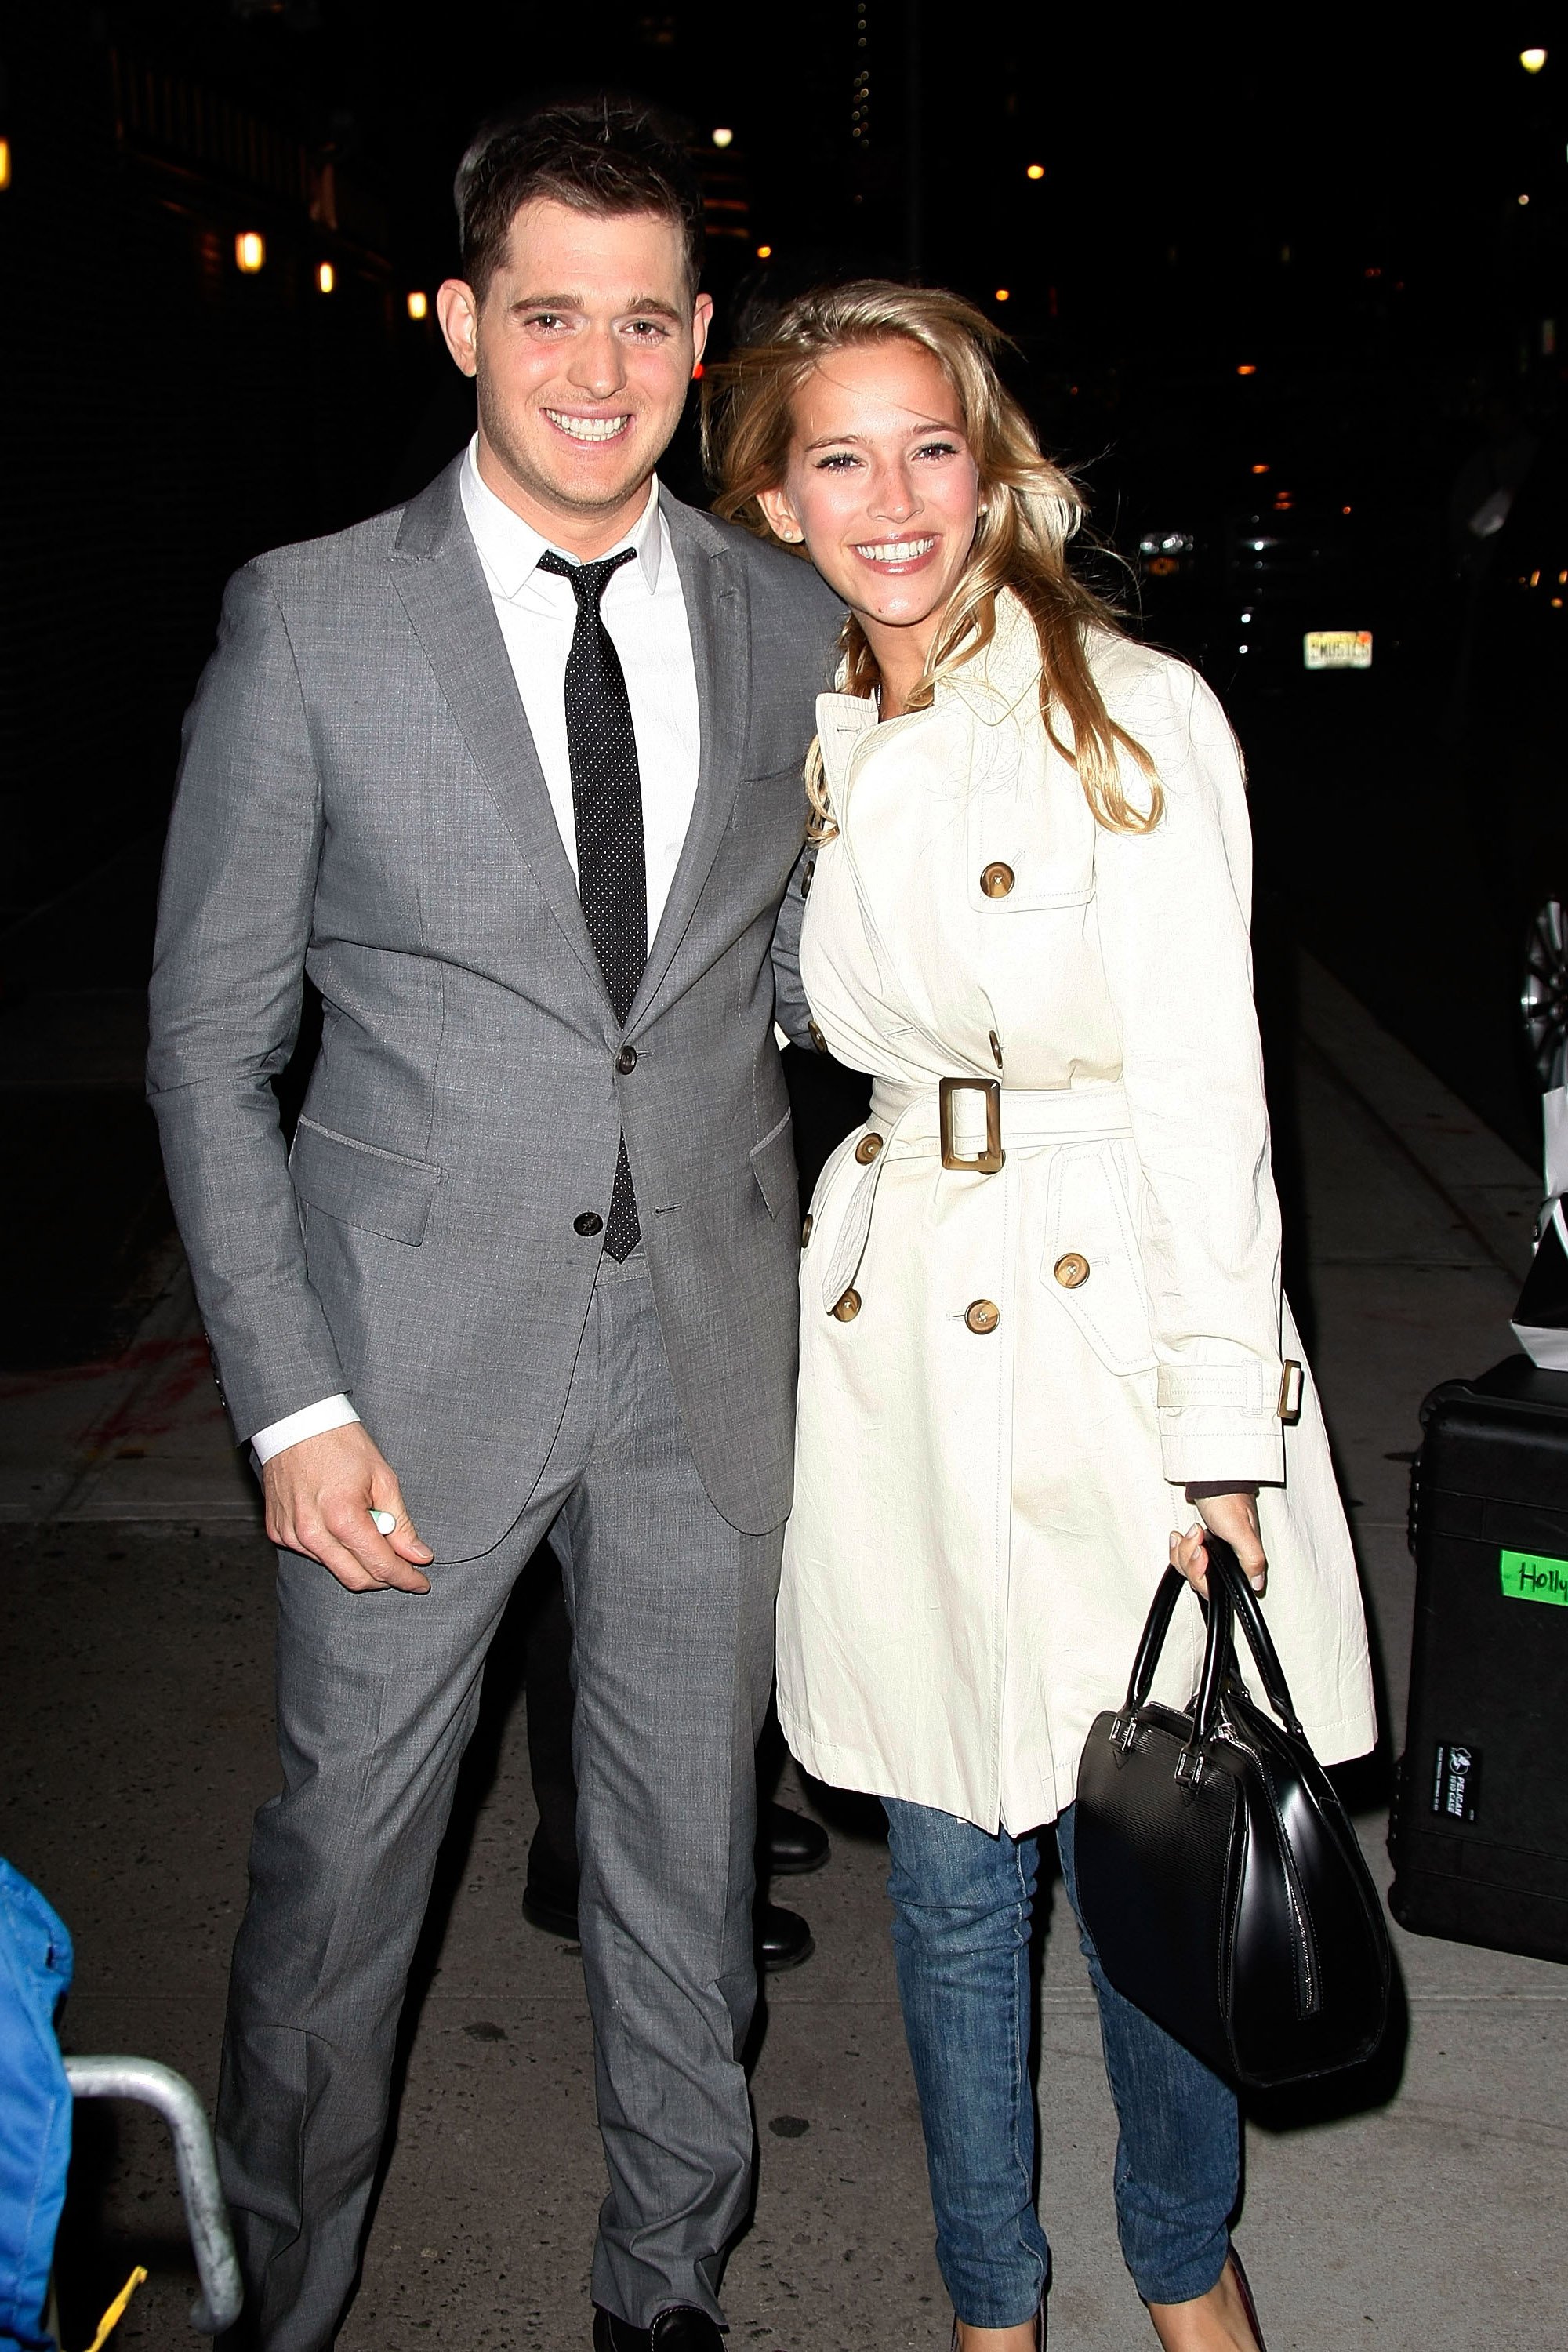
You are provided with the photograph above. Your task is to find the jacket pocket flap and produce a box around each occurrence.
[289,1117,442,1246]
[750,1109,797,1219]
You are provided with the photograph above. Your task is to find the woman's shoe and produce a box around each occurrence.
[1226,2250,1266,2352]
[949,2310,1044,2349]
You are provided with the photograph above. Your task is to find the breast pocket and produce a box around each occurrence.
[1042,1140,1157,1375]
[963,740,1097,913]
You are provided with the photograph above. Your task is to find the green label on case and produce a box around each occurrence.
[1500,1549,1568,1606]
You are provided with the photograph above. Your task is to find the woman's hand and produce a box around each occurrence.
[1170,1490,1267,1599]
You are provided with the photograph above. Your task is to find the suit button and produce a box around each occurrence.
[980,862,1016,898]
[965,1298,1000,1334]
[616,1045,637,1074]
[800,1213,814,1247]
[854,1132,883,1164]
[574,1212,604,1236]
[831,1287,862,1321]
[1054,1252,1091,1288]
[808,1020,828,1053]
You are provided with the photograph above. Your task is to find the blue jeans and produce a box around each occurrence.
[884,1798,1238,2328]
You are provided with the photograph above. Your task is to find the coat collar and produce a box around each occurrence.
[812,588,1043,810]
[390,459,752,1033]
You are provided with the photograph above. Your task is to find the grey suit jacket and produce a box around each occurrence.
[147,459,842,1555]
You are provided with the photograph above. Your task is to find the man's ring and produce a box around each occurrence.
[369,1509,397,1535]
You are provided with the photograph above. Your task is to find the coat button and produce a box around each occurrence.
[574,1212,604,1236]
[808,1019,828,1053]
[831,1287,862,1321]
[965,1298,1000,1334]
[854,1132,883,1164]
[800,1214,814,1247]
[980,862,1015,898]
[1054,1252,1091,1288]
[989,1029,1004,1069]
[801,856,817,899]
[616,1045,637,1074]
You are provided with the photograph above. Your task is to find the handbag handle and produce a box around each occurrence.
[1113,1537,1306,1768]
[1203,1536,1307,1739]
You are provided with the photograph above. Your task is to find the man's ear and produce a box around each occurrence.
[437,280,480,379]
[691,291,714,371]
[756,485,805,545]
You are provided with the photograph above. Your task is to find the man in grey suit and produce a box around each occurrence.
[148,100,838,2352]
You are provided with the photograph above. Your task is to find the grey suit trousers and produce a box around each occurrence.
[218,1247,779,2350]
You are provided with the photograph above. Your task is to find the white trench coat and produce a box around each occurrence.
[777,593,1377,1835]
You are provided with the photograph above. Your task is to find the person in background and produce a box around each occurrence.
[708,282,1376,2352]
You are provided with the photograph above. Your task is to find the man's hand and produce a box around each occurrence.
[262,1422,434,1594]
[1170,1490,1267,1600]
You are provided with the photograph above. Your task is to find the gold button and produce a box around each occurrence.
[980,862,1015,898]
[965,1298,1000,1334]
[1054,1252,1091,1289]
[808,1019,828,1053]
[832,1287,862,1321]
[800,1213,814,1247]
[854,1132,883,1164]
[989,1029,1004,1069]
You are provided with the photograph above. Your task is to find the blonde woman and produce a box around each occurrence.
[705,285,1375,2352]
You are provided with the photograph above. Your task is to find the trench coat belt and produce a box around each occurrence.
[820,1077,1134,1312]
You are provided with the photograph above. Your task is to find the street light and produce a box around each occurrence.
[235,231,265,273]
[756,244,772,259]
[407,291,429,320]
[0,140,11,191]
[315,261,335,294]
[711,126,734,147]
[1025,162,1044,180]
[1520,47,1547,73]
[995,287,1011,303]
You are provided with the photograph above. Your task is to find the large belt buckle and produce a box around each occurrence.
[938,1076,1004,1174]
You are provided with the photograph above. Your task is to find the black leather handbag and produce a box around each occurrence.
[1073,1537,1391,2089]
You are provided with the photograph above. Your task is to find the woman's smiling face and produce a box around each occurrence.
[758,339,982,662]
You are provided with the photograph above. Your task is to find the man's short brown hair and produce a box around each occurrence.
[455,97,706,303]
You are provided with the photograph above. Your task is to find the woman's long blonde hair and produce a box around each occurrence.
[702,280,1160,842]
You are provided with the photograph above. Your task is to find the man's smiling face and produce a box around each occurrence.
[438,197,711,555]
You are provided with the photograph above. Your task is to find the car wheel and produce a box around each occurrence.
[1521,896,1568,1092]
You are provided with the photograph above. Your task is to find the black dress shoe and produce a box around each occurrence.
[764,1801,829,1875]
[592,2303,725,2350]
[757,1900,814,1971]
[525,1886,814,1974]
[521,1880,581,1940]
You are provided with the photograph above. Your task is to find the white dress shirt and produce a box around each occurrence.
[252,441,702,1465]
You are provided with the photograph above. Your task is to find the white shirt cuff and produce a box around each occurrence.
[250,1394,361,1466]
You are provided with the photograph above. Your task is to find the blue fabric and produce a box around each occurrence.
[883,1799,1237,2325]
[0,1860,73,2352]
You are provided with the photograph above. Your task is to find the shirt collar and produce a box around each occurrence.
[459,434,663,598]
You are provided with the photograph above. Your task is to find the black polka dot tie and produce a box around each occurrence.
[539,546,645,1260]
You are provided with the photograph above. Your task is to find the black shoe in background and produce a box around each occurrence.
[764,1800,829,1875]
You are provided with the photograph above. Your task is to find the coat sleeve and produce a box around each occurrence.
[147,561,348,1443]
[769,838,818,1051]
[1091,656,1287,1485]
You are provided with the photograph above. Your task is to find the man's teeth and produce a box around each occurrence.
[546,412,630,441]
[856,537,936,562]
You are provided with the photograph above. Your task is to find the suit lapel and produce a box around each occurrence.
[388,460,608,1006]
[630,495,750,1029]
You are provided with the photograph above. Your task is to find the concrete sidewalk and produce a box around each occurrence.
[1,955,1563,2352]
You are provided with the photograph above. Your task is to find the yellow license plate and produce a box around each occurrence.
[1304,630,1373,670]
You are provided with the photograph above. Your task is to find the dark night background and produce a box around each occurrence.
[1,2,1565,1364]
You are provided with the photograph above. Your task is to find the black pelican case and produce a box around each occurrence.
[1388,1356,1568,1963]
